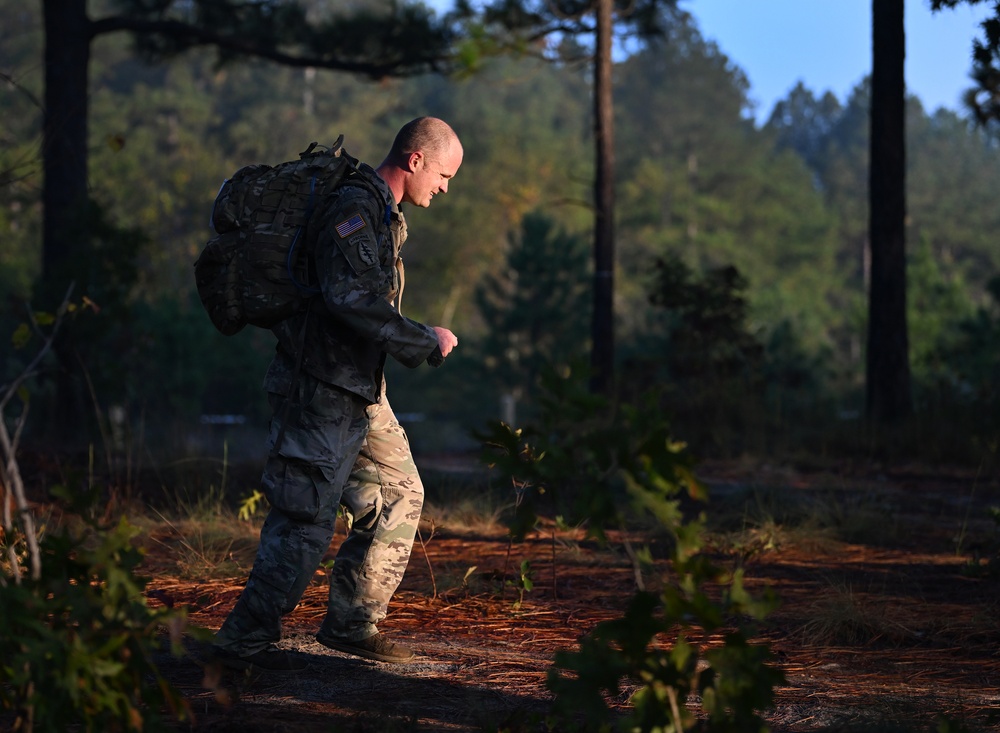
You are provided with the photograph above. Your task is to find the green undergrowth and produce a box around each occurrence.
[478,370,786,732]
[1,488,205,732]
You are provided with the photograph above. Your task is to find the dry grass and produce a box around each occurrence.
[419,497,509,538]
[796,582,919,647]
[137,506,261,580]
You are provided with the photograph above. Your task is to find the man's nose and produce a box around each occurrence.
[439,180,449,194]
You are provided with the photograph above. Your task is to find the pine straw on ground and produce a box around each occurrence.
[144,465,1000,732]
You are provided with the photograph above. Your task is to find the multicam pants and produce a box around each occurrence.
[213,372,424,655]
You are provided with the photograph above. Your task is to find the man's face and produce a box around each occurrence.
[402,143,463,208]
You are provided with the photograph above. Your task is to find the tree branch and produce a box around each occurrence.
[88,16,452,77]
[0,285,75,416]
[0,71,43,112]
[0,283,76,584]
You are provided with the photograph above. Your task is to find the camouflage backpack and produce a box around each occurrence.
[195,136,373,335]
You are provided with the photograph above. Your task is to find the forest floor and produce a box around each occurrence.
[139,458,1000,733]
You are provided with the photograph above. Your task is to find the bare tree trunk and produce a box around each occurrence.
[867,0,912,423]
[43,0,91,286]
[590,0,616,396]
[42,0,92,439]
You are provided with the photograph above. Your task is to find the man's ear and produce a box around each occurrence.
[406,151,423,172]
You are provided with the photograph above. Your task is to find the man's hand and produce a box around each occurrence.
[433,326,458,357]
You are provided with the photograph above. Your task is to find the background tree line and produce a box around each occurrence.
[2,0,999,465]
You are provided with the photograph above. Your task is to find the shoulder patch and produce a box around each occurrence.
[335,214,367,239]
[350,233,378,266]
[330,205,380,275]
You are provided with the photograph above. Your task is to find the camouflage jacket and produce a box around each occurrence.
[264,163,439,403]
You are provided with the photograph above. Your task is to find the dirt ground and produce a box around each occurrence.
[143,460,1000,732]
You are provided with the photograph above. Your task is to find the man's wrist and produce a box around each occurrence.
[427,347,445,367]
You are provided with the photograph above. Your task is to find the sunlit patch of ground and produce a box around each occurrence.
[144,462,1000,732]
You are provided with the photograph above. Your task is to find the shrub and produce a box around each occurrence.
[0,511,194,732]
[479,368,785,732]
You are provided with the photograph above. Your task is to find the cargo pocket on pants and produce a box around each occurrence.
[262,456,322,522]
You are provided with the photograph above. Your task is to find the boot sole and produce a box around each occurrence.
[210,649,309,673]
[315,634,415,664]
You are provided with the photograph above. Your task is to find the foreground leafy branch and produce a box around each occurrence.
[479,368,785,731]
[0,514,194,732]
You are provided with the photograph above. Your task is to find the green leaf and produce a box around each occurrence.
[11,322,31,349]
[90,659,126,678]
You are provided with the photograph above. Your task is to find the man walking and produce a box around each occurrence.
[212,117,463,671]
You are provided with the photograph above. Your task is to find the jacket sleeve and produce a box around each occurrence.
[310,187,439,368]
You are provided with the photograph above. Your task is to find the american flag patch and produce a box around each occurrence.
[335,214,366,238]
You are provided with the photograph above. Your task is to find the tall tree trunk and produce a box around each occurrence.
[867,0,911,423]
[42,0,93,440]
[590,0,615,396]
[43,0,91,288]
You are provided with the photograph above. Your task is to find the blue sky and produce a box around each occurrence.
[681,0,993,123]
[429,1,992,125]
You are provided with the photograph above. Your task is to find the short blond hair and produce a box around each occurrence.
[388,117,459,163]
